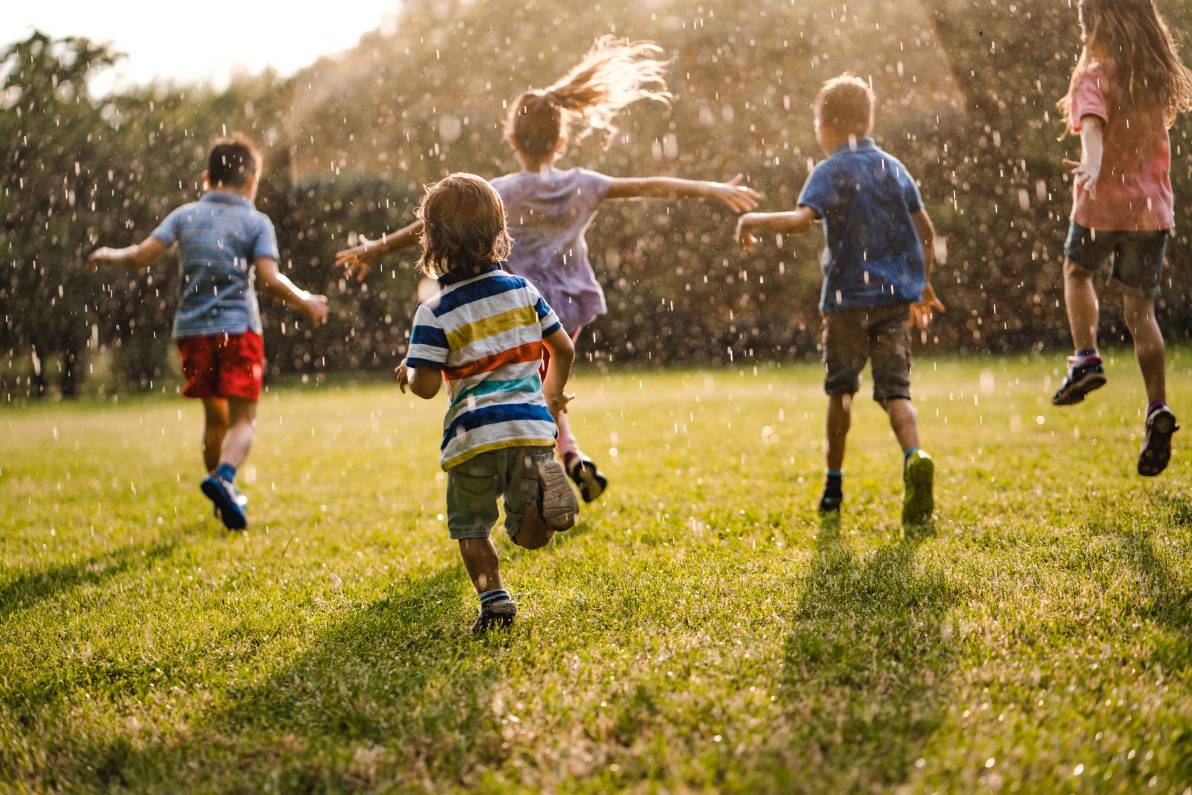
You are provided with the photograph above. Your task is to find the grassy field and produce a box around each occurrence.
[2,352,1191,793]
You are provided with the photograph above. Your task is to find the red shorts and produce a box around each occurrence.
[176,331,265,401]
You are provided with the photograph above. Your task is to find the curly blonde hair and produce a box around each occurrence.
[416,174,512,279]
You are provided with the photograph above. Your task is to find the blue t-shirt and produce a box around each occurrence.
[150,192,279,339]
[797,138,926,314]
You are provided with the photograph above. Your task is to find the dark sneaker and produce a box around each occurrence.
[214,491,248,520]
[538,460,579,531]
[567,455,608,503]
[1138,405,1179,477]
[902,450,935,526]
[201,475,248,531]
[472,599,517,635]
[1052,356,1107,406]
[817,489,843,515]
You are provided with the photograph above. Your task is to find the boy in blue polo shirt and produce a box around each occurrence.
[88,133,328,530]
[736,75,944,526]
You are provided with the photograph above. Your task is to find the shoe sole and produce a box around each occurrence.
[201,479,248,531]
[1052,372,1107,406]
[571,459,608,503]
[903,457,935,526]
[538,460,579,530]
[1139,413,1178,477]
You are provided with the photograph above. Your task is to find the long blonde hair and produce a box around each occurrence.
[505,36,672,158]
[1059,0,1192,131]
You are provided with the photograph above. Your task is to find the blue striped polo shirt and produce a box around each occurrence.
[406,265,562,470]
[150,191,279,339]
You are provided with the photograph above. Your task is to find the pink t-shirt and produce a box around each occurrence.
[1070,60,1174,232]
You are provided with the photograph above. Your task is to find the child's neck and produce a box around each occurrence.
[517,154,560,174]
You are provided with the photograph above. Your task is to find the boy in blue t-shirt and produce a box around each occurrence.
[88,133,328,531]
[736,75,944,526]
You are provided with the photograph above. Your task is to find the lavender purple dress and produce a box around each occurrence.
[490,168,614,333]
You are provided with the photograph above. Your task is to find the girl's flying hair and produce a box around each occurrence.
[505,36,672,158]
[416,173,512,279]
[1059,0,1192,131]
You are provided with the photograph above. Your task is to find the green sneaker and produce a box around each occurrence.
[902,450,935,526]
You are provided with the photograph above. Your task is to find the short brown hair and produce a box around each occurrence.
[416,173,512,278]
[815,75,875,138]
[207,133,260,189]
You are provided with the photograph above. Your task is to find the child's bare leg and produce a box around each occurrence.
[458,537,504,593]
[512,506,555,550]
[201,398,229,472]
[826,394,852,471]
[219,397,257,469]
[883,398,921,453]
[1064,259,1100,352]
[1123,294,1167,406]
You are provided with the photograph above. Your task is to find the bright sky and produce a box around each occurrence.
[0,1,400,92]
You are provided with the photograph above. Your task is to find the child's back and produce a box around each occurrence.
[490,168,612,333]
[407,265,562,470]
[798,139,925,313]
[154,192,275,339]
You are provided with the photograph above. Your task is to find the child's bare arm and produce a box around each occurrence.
[605,174,761,213]
[86,238,168,271]
[1063,116,1104,199]
[735,207,817,251]
[335,220,423,282]
[254,257,329,325]
[910,208,945,330]
[541,327,575,418]
[396,360,442,399]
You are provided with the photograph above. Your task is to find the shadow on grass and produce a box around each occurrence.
[771,518,962,791]
[75,565,510,792]
[0,535,183,621]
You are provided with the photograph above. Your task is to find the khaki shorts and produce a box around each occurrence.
[822,303,913,402]
[445,446,553,540]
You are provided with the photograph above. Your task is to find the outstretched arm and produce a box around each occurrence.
[254,257,329,325]
[605,174,761,213]
[335,219,423,282]
[736,206,818,251]
[87,238,168,271]
[910,209,945,330]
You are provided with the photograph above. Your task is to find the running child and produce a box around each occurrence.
[736,75,944,526]
[397,173,578,634]
[1052,0,1190,477]
[88,133,329,530]
[336,36,761,503]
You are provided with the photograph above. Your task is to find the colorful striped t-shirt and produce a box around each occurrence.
[406,265,563,470]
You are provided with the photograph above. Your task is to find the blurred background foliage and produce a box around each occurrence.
[2,0,1190,398]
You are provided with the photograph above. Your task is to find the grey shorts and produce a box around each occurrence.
[445,446,552,540]
[822,303,913,402]
[1065,222,1168,299]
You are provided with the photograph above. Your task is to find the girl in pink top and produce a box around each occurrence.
[1053,0,1192,477]
[338,38,760,502]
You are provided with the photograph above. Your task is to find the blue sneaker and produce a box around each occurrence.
[201,475,248,530]
[1052,356,1107,406]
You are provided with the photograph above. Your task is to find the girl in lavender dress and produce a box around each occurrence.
[338,37,759,502]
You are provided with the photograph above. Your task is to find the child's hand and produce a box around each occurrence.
[302,294,330,325]
[1063,157,1101,199]
[545,389,574,417]
[910,284,945,330]
[335,236,383,282]
[86,247,115,270]
[708,174,762,214]
[736,214,760,252]
[395,360,410,393]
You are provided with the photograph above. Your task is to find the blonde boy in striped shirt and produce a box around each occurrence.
[398,174,579,634]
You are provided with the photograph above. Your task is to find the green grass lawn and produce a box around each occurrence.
[2,352,1191,793]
